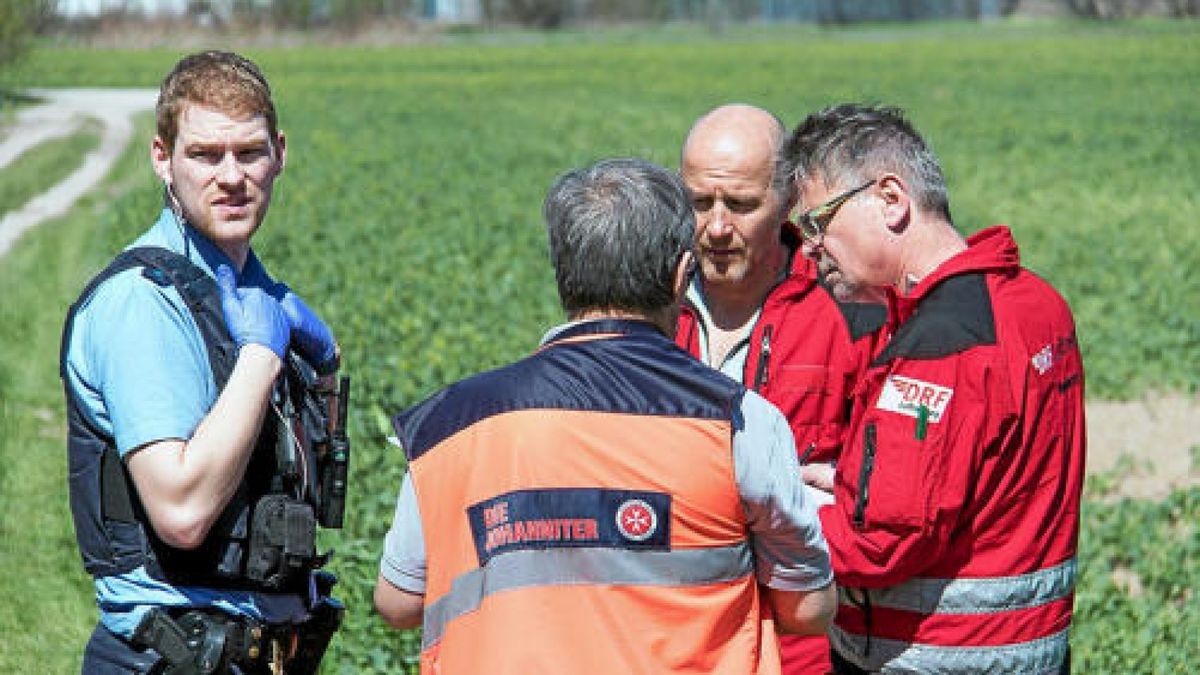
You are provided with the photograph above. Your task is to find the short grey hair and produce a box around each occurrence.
[781,103,951,221]
[544,157,695,316]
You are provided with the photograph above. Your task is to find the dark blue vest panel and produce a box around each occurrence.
[394,319,745,463]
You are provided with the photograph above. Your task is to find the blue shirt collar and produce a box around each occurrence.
[539,317,665,346]
[142,208,274,289]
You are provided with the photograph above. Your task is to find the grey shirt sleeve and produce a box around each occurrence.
[733,390,834,591]
[379,473,427,594]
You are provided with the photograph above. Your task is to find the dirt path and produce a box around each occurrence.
[0,88,157,257]
[1,87,1197,500]
[1085,394,1199,499]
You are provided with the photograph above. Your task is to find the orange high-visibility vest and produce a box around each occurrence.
[393,320,781,674]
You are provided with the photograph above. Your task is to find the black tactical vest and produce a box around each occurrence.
[61,246,327,594]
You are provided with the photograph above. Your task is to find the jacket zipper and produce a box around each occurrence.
[752,324,773,390]
[853,422,876,528]
[862,589,873,657]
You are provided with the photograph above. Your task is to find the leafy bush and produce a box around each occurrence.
[1074,481,1199,671]
[0,0,52,71]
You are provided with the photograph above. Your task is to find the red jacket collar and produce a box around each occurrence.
[768,245,818,303]
[886,225,1021,325]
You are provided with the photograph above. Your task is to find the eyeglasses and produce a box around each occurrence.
[795,180,874,245]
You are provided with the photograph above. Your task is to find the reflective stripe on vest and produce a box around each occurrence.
[833,559,1076,672]
[840,558,1076,615]
[830,625,1069,674]
[423,542,753,650]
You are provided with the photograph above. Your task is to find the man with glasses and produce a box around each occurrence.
[675,103,885,674]
[783,103,1086,674]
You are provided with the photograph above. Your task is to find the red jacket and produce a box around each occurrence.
[677,251,884,674]
[821,226,1086,672]
[676,252,885,465]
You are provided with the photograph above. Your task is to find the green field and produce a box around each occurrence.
[1,20,1197,673]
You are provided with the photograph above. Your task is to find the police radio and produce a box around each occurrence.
[318,375,350,528]
[284,355,350,529]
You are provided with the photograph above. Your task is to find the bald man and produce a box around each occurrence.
[675,104,885,674]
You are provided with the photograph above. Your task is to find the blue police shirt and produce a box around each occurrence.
[63,208,309,638]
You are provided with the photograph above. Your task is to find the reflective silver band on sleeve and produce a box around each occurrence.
[840,558,1076,615]
[422,543,753,649]
[830,625,1070,674]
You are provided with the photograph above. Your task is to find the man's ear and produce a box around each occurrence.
[273,131,287,175]
[877,173,911,234]
[780,189,802,239]
[151,136,171,184]
[673,250,695,302]
[659,250,696,339]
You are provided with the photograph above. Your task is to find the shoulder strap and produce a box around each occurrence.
[60,247,156,381]
[128,247,239,389]
[60,246,238,388]
[61,246,239,524]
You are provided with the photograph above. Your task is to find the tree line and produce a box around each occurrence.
[1,0,1197,75]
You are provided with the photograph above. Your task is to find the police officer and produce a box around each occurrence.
[374,157,837,673]
[63,51,342,673]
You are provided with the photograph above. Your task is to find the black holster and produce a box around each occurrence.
[132,608,269,674]
[131,597,344,675]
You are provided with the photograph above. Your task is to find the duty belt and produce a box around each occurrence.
[131,595,343,675]
[132,607,291,674]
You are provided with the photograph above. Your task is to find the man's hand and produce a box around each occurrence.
[801,462,835,492]
[276,285,339,375]
[801,462,836,508]
[216,264,290,359]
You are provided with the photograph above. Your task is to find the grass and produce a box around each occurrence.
[7,21,1197,398]
[0,19,1196,673]
[1075,480,1199,672]
[0,115,154,673]
[0,120,102,216]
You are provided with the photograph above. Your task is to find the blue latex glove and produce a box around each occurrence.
[276,284,339,375]
[216,264,290,360]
